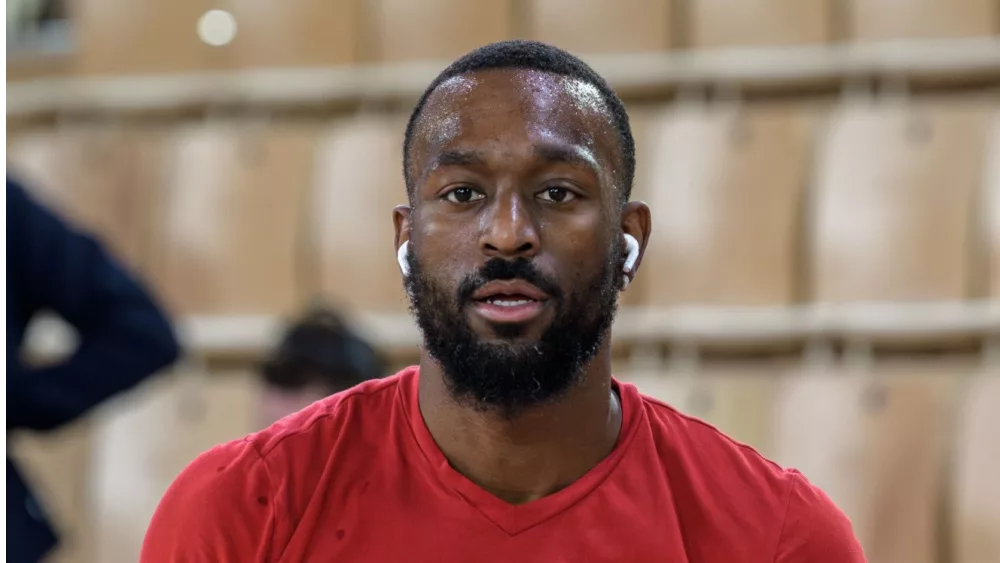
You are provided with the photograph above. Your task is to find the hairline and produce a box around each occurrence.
[404,64,633,207]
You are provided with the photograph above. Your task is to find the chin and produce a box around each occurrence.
[476,321,548,342]
[467,309,554,342]
[477,335,542,350]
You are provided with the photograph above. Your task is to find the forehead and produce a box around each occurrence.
[411,69,618,172]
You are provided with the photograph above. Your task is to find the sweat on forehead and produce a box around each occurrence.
[407,70,618,184]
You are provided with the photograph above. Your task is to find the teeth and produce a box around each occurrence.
[487,299,531,307]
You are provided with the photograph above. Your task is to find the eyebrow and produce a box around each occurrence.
[428,149,486,171]
[422,144,600,181]
[532,144,600,173]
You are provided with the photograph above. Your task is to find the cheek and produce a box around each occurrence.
[412,215,478,285]
[544,227,610,286]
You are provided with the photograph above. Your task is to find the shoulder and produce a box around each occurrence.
[238,371,406,501]
[249,371,404,459]
[636,390,865,561]
[773,469,867,562]
[638,392,790,489]
[164,437,272,504]
[141,437,276,561]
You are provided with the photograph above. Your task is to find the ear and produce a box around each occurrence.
[393,205,411,249]
[620,201,651,288]
[393,205,412,276]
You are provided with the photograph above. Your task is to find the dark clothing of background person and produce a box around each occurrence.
[6,177,181,563]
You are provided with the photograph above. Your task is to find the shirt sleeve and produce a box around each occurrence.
[141,438,277,563]
[774,470,868,563]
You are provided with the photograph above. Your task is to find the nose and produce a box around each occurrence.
[479,191,540,260]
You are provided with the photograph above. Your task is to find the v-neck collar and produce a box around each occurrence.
[398,367,643,536]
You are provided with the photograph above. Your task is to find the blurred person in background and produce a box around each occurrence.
[257,306,386,428]
[7,176,181,563]
[142,41,864,562]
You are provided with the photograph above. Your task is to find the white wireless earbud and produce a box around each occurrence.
[623,234,640,272]
[622,234,640,290]
[397,241,410,277]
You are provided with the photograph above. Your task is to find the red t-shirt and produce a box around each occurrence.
[141,367,865,562]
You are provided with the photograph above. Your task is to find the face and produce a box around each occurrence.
[397,69,648,417]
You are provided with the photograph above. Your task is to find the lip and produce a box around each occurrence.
[472,300,547,324]
[470,280,550,325]
[471,280,549,302]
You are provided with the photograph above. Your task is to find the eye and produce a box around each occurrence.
[537,186,576,203]
[443,186,485,204]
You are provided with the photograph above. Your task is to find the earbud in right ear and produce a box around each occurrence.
[623,234,640,272]
[397,241,410,277]
[621,234,640,290]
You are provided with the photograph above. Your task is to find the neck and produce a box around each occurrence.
[417,341,622,504]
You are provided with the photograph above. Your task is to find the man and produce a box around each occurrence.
[7,176,181,562]
[256,305,386,428]
[142,41,865,562]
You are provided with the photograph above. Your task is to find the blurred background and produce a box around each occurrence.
[5,1,1000,562]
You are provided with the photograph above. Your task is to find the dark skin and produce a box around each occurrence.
[394,69,652,504]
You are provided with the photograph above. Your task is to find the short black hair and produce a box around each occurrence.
[403,40,635,204]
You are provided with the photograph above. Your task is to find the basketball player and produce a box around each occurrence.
[142,41,865,562]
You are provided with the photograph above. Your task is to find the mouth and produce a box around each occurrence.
[470,280,550,324]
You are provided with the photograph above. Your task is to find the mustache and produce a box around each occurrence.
[457,258,564,303]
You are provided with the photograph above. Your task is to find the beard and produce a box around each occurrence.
[404,236,625,419]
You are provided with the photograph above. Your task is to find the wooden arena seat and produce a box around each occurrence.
[621,101,814,477]
[223,0,358,69]
[687,0,831,48]
[145,122,316,317]
[7,126,152,269]
[789,97,994,563]
[955,113,1000,563]
[638,101,817,309]
[619,101,812,482]
[72,0,220,75]
[618,103,661,308]
[308,114,411,317]
[809,97,994,305]
[75,0,359,73]
[771,358,967,563]
[985,111,1000,298]
[89,371,262,563]
[623,359,793,458]
[847,0,999,42]
[625,103,660,206]
[952,366,1000,563]
[364,0,513,63]
[524,0,672,55]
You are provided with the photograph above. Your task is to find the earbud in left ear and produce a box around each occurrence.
[622,234,639,289]
[397,241,411,277]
